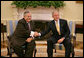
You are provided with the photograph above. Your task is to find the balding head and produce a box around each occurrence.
[24,11,30,17]
[23,11,32,22]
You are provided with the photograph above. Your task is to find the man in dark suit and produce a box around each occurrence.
[11,11,36,57]
[34,11,72,57]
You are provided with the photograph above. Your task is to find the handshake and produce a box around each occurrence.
[30,31,40,37]
[26,31,40,43]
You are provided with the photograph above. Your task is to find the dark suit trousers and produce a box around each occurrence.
[47,36,72,57]
[13,40,36,57]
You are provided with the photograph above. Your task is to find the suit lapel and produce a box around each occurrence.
[25,20,29,30]
[59,19,62,34]
[23,18,31,30]
[30,21,33,30]
[52,20,57,32]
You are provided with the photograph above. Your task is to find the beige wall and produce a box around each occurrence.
[60,1,83,24]
[1,1,14,20]
[1,1,83,24]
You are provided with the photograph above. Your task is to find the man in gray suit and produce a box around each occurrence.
[11,11,36,57]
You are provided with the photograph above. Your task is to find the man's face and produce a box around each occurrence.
[24,13,31,22]
[52,12,59,21]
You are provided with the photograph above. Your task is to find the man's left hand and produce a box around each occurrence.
[57,37,65,43]
[26,38,33,43]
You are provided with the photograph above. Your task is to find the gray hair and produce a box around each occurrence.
[52,10,59,15]
[24,11,30,16]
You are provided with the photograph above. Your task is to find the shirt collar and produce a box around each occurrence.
[54,19,60,23]
[27,21,30,24]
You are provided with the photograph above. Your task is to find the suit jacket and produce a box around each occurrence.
[41,19,70,43]
[11,18,34,46]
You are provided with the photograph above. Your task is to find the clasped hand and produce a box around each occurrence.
[26,31,40,43]
[33,32,39,37]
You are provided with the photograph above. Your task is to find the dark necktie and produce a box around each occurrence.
[28,23,31,31]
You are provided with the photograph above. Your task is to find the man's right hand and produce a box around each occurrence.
[57,37,64,43]
[34,32,39,37]
[26,38,33,43]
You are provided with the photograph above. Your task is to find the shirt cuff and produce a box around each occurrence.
[30,31,34,37]
[39,33,41,36]
[30,36,34,39]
